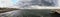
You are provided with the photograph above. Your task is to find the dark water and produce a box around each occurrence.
[0,9,59,17]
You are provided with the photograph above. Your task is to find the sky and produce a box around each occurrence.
[0,0,19,8]
[0,0,60,9]
[0,0,17,4]
[12,0,17,4]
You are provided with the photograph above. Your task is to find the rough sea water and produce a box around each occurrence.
[0,9,54,17]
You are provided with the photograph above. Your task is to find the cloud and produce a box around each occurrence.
[0,0,19,8]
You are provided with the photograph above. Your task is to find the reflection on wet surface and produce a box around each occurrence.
[0,9,60,17]
[0,8,19,13]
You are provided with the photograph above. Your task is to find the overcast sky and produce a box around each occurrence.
[0,0,60,9]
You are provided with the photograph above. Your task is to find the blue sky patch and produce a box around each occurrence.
[12,0,17,4]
